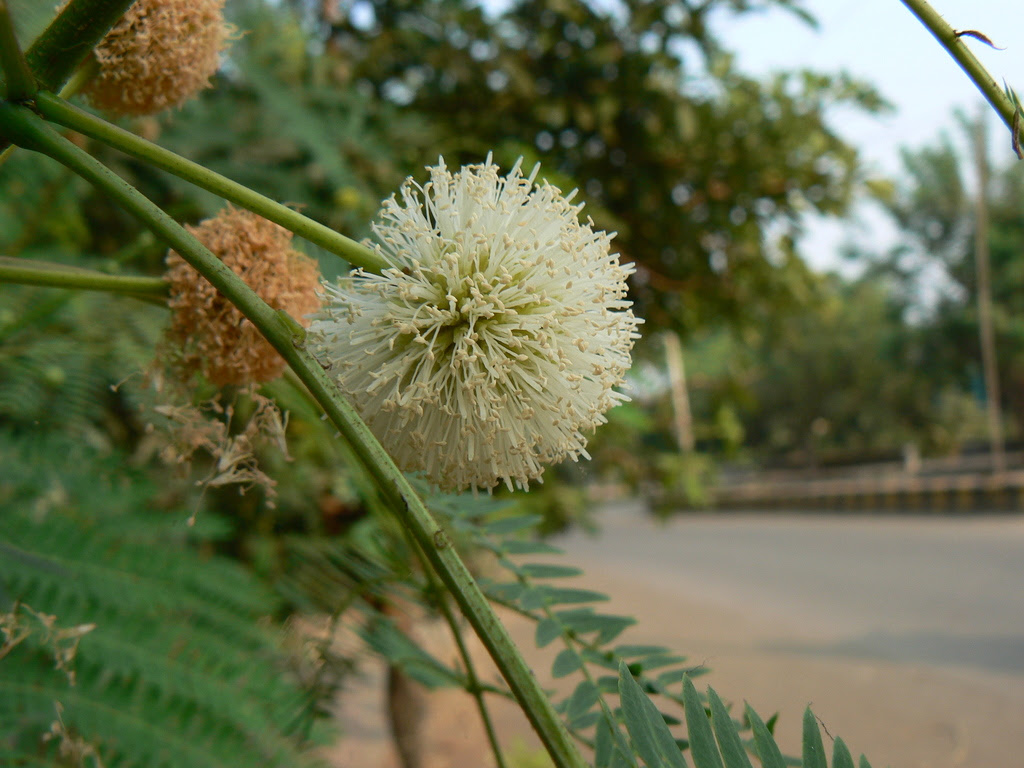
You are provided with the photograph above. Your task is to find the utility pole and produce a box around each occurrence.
[974,107,1006,474]
[662,331,695,453]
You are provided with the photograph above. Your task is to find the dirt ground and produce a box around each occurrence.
[322,550,1024,768]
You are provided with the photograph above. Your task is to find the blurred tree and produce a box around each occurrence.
[731,273,985,466]
[872,119,1024,438]
[287,0,888,333]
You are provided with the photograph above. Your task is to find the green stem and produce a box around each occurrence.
[0,102,586,768]
[0,255,168,302]
[0,58,96,170]
[900,0,1020,137]
[34,92,387,273]
[400,526,509,768]
[24,0,135,93]
[540,599,632,764]
[59,55,100,99]
[436,590,510,768]
[0,0,36,101]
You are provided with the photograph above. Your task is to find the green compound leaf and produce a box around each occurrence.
[565,680,600,723]
[832,738,856,768]
[457,468,880,768]
[483,580,527,603]
[745,703,786,768]
[500,539,563,555]
[518,563,585,579]
[552,648,584,678]
[803,707,828,768]
[618,661,688,768]
[707,688,753,768]
[535,616,562,648]
[569,710,602,730]
[556,608,636,644]
[484,514,544,535]
[595,675,620,694]
[360,616,463,689]
[595,711,639,768]
[682,677,723,768]
[580,648,620,671]
[520,586,609,610]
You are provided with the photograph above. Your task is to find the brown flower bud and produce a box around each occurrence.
[83,0,231,117]
[165,208,322,387]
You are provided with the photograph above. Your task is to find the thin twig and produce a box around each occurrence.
[900,0,1022,154]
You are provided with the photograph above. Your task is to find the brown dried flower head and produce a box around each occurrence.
[83,0,231,116]
[165,207,322,387]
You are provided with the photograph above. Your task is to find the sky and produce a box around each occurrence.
[711,0,1024,273]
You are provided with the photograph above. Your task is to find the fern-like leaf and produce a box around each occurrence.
[0,434,328,768]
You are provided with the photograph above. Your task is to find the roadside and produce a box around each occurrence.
[325,508,1024,768]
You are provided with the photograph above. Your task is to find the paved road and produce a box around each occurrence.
[331,506,1024,768]
[554,505,1024,677]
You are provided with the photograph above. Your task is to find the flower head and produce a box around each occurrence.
[83,0,230,117]
[310,156,641,491]
[165,207,321,387]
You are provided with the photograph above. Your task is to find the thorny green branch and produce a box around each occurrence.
[0,102,587,768]
[900,0,1023,155]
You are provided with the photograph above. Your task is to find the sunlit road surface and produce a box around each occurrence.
[548,504,1024,768]
[557,505,1024,673]
[329,506,1024,768]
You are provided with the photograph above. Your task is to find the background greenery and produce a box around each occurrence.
[1,0,1015,764]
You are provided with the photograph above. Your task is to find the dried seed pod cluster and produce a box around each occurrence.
[83,0,230,116]
[165,208,321,387]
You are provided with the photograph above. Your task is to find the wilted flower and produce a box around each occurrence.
[165,207,321,387]
[310,156,641,491]
[83,0,230,116]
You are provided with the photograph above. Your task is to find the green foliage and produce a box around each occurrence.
[153,0,432,271]
[872,118,1024,438]
[286,0,885,334]
[0,3,919,767]
[618,662,686,768]
[0,91,166,441]
[677,269,989,467]
[616,669,876,768]
[0,285,162,434]
[0,434,329,767]
[428,492,716,756]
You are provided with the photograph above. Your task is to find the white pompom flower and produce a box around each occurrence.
[310,156,642,492]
